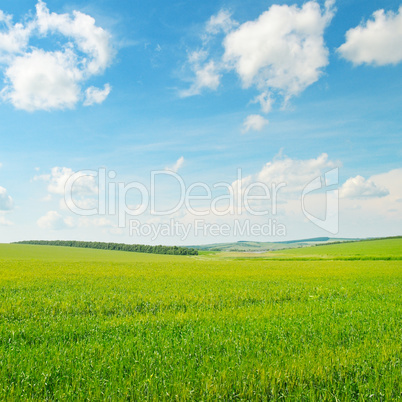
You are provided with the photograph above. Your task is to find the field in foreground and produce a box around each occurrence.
[0,241,401,400]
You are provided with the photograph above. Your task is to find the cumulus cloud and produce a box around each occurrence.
[256,152,338,193]
[370,168,402,199]
[37,210,74,230]
[340,175,389,198]
[242,114,269,132]
[339,169,402,229]
[34,165,114,224]
[338,6,402,66]
[182,1,334,112]
[35,167,98,196]
[223,1,334,103]
[158,152,340,240]
[35,167,99,216]
[84,84,111,106]
[0,186,13,210]
[231,152,339,209]
[4,49,82,111]
[35,1,113,75]
[165,156,185,173]
[0,216,13,226]
[0,1,114,111]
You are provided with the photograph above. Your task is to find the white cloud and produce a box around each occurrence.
[35,1,113,75]
[3,49,82,111]
[195,61,220,90]
[340,175,389,198]
[242,114,269,132]
[223,1,334,104]
[338,6,402,66]
[187,49,208,65]
[0,10,32,59]
[0,215,13,226]
[206,10,238,35]
[46,167,75,195]
[182,1,334,113]
[35,167,98,216]
[256,153,337,193]
[37,210,74,230]
[340,169,402,230]
[230,152,339,216]
[0,1,114,111]
[0,186,13,210]
[36,167,98,196]
[180,57,221,97]
[370,168,402,199]
[84,84,111,106]
[252,91,274,114]
[165,156,185,173]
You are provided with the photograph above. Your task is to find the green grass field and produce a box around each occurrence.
[0,240,401,400]
[272,237,402,259]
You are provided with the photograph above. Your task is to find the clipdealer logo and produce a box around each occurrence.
[63,167,339,237]
[64,169,286,226]
[129,218,286,241]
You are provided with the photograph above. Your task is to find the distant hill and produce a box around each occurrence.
[191,237,360,252]
[269,236,402,260]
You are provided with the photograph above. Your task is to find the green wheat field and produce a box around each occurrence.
[0,239,401,400]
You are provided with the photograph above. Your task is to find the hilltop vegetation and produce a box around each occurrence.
[15,240,198,256]
[0,239,401,399]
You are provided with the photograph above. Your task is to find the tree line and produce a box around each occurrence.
[15,240,198,256]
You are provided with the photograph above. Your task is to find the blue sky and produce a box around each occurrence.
[0,0,401,244]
